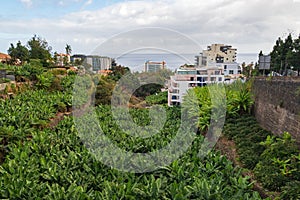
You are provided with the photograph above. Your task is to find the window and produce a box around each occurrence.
[219,77,223,82]
[211,77,216,82]
[229,70,234,74]
[215,71,220,75]
[173,83,179,88]
[224,65,227,69]
[190,77,194,81]
[238,70,242,74]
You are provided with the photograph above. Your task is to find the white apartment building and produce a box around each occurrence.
[208,62,242,77]
[196,44,242,79]
[86,56,112,72]
[168,44,243,106]
[168,66,224,106]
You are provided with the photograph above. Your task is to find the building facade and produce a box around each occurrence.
[86,56,112,72]
[168,66,224,106]
[203,44,237,64]
[56,53,71,67]
[144,61,166,72]
[0,53,11,64]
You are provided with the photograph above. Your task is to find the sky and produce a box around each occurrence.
[1,0,300,56]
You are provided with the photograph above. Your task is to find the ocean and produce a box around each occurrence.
[115,53,258,72]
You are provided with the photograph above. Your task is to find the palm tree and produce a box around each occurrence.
[65,44,72,55]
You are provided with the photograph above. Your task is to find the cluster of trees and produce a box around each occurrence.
[94,68,173,106]
[7,35,72,68]
[270,33,300,76]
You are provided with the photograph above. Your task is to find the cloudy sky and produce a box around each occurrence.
[1,0,300,56]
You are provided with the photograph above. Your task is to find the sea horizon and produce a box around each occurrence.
[114,53,258,72]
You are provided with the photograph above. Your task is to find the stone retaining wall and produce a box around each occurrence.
[252,77,300,144]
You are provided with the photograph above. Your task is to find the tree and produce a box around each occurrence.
[65,44,72,55]
[270,37,284,73]
[270,33,300,76]
[53,52,58,63]
[283,34,294,75]
[241,62,254,78]
[292,35,300,76]
[27,35,52,67]
[7,41,29,65]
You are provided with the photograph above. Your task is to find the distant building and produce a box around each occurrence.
[86,56,112,72]
[195,44,242,79]
[56,53,70,67]
[195,53,207,67]
[209,62,242,77]
[144,61,166,72]
[0,52,11,64]
[168,65,224,106]
[71,54,86,64]
[203,44,237,64]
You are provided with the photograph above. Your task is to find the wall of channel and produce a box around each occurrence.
[252,77,300,144]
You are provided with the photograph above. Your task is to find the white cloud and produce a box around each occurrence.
[80,0,93,9]
[20,0,33,7]
[2,0,300,55]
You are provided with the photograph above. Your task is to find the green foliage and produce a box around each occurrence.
[241,62,255,78]
[0,74,276,199]
[226,81,254,116]
[184,81,254,133]
[145,91,168,105]
[36,72,54,89]
[108,65,130,81]
[65,44,72,55]
[254,132,300,192]
[0,107,262,199]
[223,115,271,169]
[270,33,300,75]
[15,62,44,81]
[7,41,29,65]
[0,78,11,84]
[0,89,74,150]
[134,83,162,99]
[280,180,300,199]
[27,35,52,67]
[95,76,115,105]
[224,113,300,197]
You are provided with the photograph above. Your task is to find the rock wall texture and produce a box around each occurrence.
[252,77,300,144]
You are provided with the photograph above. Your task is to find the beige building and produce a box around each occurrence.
[203,44,237,64]
[144,61,166,72]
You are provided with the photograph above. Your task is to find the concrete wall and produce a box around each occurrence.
[252,77,300,144]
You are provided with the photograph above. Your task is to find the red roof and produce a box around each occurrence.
[0,52,11,60]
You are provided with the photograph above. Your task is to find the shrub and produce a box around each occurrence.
[280,181,300,199]
[254,132,300,191]
[36,72,54,90]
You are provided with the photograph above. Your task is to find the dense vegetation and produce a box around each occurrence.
[224,116,300,199]
[0,65,265,199]
[0,106,262,199]
[145,91,168,105]
[1,61,299,199]
[270,33,300,76]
